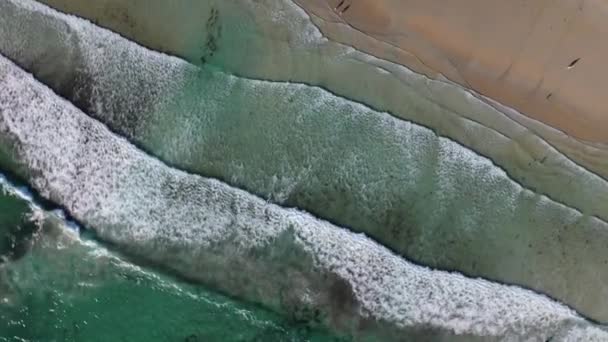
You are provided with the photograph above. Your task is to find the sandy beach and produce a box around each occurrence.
[296,0,608,146]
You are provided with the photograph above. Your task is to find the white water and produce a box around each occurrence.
[2,46,608,341]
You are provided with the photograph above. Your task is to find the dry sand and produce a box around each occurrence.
[296,0,608,146]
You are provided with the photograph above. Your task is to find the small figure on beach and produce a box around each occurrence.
[334,0,352,14]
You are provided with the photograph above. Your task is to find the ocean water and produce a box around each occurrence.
[0,181,344,342]
[2,1,608,340]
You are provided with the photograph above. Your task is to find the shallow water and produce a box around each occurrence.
[0,181,344,342]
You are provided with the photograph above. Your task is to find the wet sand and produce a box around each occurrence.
[35,0,608,181]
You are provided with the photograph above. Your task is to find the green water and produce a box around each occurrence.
[0,185,345,342]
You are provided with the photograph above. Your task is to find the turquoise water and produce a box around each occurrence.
[0,183,345,342]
